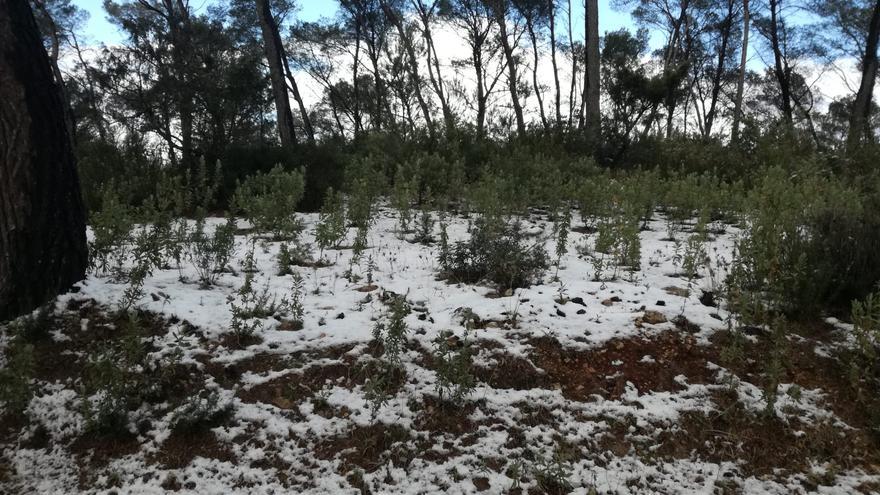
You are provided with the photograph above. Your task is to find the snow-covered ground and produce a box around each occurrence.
[2,207,878,494]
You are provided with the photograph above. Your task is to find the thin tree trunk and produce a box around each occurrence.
[282,59,315,144]
[567,0,578,129]
[584,0,600,140]
[495,7,526,137]
[0,0,88,321]
[848,0,880,147]
[256,0,297,147]
[526,16,549,132]
[382,0,435,139]
[731,0,749,143]
[548,0,562,130]
[414,0,454,135]
[704,0,735,138]
[768,0,793,124]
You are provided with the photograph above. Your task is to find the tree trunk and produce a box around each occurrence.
[731,0,749,143]
[548,0,562,130]
[567,0,578,129]
[768,0,792,125]
[526,16,549,132]
[281,54,315,144]
[0,0,88,322]
[494,6,526,138]
[584,0,600,140]
[382,0,435,139]
[704,0,735,138]
[414,0,455,135]
[256,0,298,147]
[848,0,880,147]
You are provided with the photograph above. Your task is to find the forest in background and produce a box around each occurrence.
[29,0,880,212]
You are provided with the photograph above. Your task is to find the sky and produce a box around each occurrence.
[75,0,638,47]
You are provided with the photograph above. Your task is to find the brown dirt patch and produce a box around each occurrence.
[150,430,236,469]
[530,331,717,400]
[315,423,414,473]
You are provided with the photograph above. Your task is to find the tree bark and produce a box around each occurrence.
[731,0,749,143]
[526,15,549,132]
[567,0,578,130]
[256,0,298,147]
[382,0,435,139]
[548,0,562,129]
[704,0,735,138]
[848,0,880,147]
[0,0,88,322]
[493,3,526,138]
[583,0,600,140]
[768,0,793,125]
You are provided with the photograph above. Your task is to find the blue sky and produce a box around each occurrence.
[76,0,637,46]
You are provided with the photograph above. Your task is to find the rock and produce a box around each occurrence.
[601,296,621,306]
[664,286,690,297]
[571,297,587,306]
[335,312,345,319]
[556,308,566,318]
[577,309,586,315]
[356,284,378,292]
[656,300,666,306]
[699,290,718,307]
[638,310,668,326]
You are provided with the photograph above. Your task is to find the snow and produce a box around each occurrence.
[1,206,877,494]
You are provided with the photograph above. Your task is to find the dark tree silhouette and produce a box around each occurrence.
[0,0,88,321]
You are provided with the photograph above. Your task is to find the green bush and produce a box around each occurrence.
[432,330,475,405]
[233,164,305,240]
[186,217,236,288]
[0,339,35,416]
[440,219,548,292]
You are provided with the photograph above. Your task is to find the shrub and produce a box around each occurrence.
[364,296,410,418]
[233,164,305,240]
[186,217,236,288]
[8,305,52,343]
[169,390,231,433]
[728,166,864,321]
[432,330,475,405]
[0,339,35,416]
[314,187,347,255]
[440,219,548,292]
[89,185,134,277]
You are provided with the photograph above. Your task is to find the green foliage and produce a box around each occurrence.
[727,166,864,322]
[314,187,347,255]
[532,448,575,494]
[233,164,305,240]
[849,291,880,396]
[89,185,134,277]
[432,330,475,405]
[364,296,410,418]
[187,217,236,288]
[169,390,231,433]
[440,219,548,292]
[8,305,52,343]
[0,339,35,416]
[80,317,152,435]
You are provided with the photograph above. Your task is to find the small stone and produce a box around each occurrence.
[556,308,566,317]
[571,297,586,306]
[577,309,586,315]
[656,300,666,306]
[335,312,345,319]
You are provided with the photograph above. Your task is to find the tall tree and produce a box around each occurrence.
[731,0,749,142]
[848,0,880,146]
[488,0,527,137]
[759,0,793,124]
[381,0,436,138]
[583,0,601,138]
[256,0,298,146]
[0,0,88,321]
